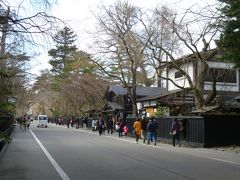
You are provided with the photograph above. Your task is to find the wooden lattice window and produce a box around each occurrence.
[205,68,237,83]
[175,71,184,79]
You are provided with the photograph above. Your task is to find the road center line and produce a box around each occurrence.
[30,129,70,180]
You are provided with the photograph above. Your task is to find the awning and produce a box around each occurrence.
[102,102,124,113]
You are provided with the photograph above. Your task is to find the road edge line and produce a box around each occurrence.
[30,129,70,180]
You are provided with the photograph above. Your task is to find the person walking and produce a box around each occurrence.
[19,116,23,130]
[170,118,181,147]
[141,117,148,143]
[67,118,71,128]
[98,118,105,136]
[22,116,27,131]
[26,116,31,130]
[117,119,124,138]
[75,116,80,128]
[133,118,141,143]
[107,118,114,134]
[147,118,158,146]
[123,124,129,138]
[70,117,75,128]
[92,118,96,131]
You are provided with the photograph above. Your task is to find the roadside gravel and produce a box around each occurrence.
[211,145,240,154]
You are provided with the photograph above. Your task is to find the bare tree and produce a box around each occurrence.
[90,1,223,112]
[0,0,64,115]
[53,50,108,116]
[58,73,107,116]
[91,1,152,116]
[142,3,222,110]
[32,51,108,117]
[139,6,181,87]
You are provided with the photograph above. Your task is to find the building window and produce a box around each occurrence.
[143,101,149,107]
[175,71,184,79]
[150,100,156,106]
[137,102,142,110]
[205,68,237,83]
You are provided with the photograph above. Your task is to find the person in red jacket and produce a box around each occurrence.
[123,125,129,138]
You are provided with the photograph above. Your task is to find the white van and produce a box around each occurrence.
[37,115,48,128]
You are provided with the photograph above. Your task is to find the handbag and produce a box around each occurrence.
[172,130,177,135]
[116,125,120,131]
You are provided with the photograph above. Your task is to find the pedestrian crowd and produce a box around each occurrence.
[16,114,184,147]
[88,116,183,147]
[53,116,87,129]
[16,115,32,131]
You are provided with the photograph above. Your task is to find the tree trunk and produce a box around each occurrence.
[205,70,217,105]
[127,84,138,117]
[130,90,138,117]
[194,60,208,110]
[132,72,138,117]
[132,100,138,117]
[193,89,204,110]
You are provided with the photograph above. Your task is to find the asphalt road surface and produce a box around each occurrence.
[0,122,239,180]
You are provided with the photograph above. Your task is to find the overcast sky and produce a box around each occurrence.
[11,0,218,77]
[52,0,217,50]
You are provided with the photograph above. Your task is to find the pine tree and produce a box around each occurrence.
[48,26,78,76]
[217,0,240,67]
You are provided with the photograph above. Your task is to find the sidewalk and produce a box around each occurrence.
[0,125,16,160]
[0,125,61,180]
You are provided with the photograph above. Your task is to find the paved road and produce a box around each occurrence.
[0,122,240,180]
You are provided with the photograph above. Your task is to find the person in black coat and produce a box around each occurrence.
[98,118,105,135]
[107,118,113,134]
[141,117,148,143]
[147,118,158,146]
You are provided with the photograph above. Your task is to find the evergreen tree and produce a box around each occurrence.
[48,26,78,76]
[217,0,240,67]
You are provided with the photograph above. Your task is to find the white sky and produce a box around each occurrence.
[11,0,218,77]
[52,0,217,50]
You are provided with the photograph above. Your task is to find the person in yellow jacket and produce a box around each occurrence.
[133,118,141,143]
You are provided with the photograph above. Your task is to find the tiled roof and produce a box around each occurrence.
[136,89,182,101]
[108,85,127,95]
[108,85,167,96]
[108,102,124,110]
[102,102,124,112]
[159,48,219,69]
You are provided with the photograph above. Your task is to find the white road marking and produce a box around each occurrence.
[30,129,70,180]
[200,156,240,166]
